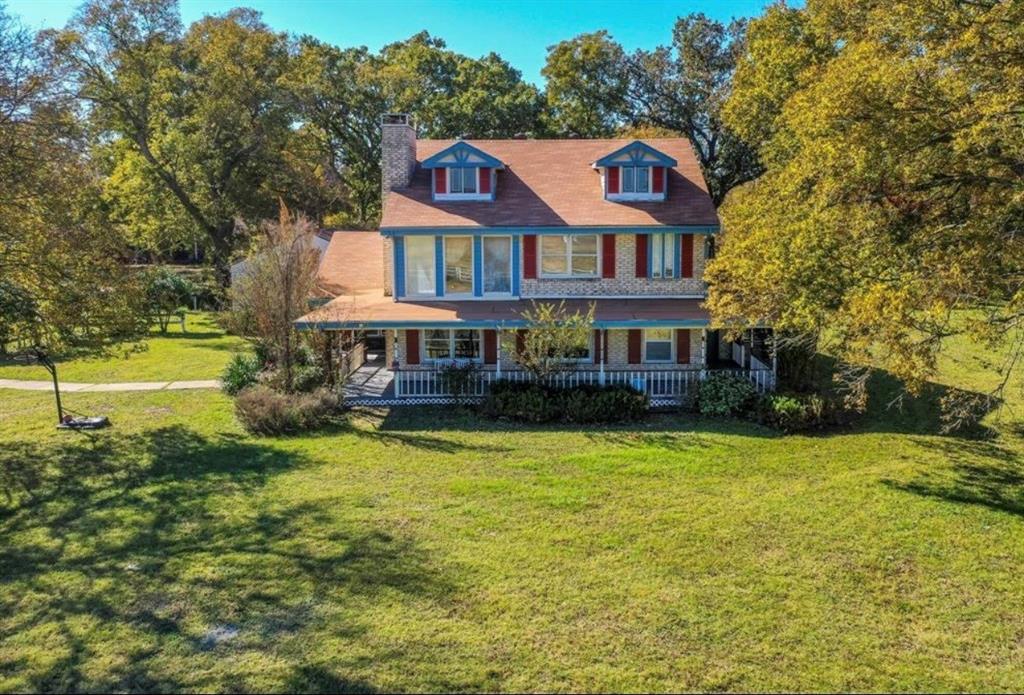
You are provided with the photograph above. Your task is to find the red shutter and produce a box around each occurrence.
[479,167,491,195]
[681,234,694,278]
[652,167,665,194]
[627,329,642,364]
[635,234,648,278]
[434,169,446,195]
[405,329,420,365]
[483,329,497,364]
[601,234,616,278]
[523,235,537,279]
[593,329,602,364]
[607,167,619,195]
[676,329,691,364]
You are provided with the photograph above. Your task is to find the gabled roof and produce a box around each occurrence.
[381,138,718,230]
[594,140,678,168]
[420,140,504,169]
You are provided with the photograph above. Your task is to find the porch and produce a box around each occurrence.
[341,364,775,407]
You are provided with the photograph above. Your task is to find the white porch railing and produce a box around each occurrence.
[394,367,775,402]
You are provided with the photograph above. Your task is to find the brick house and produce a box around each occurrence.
[297,114,774,402]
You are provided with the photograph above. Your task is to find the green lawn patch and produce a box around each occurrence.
[0,333,1022,691]
[0,312,245,383]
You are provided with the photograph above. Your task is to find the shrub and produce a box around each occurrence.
[754,392,844,433]
[221,353,262,395]
[482,380,648,424]
[697,372,758,416]
[234,385,339,435]
[438,361,480,405]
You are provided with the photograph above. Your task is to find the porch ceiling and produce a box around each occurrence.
[296,290,710,329]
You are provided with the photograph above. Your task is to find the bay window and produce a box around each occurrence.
[404,235,436,297]
[483,235,512,294]
[643,329,673,363]
[540,234,599,278]
[649,233,676,279]
[422,329,481,361]
[444,236,473,295]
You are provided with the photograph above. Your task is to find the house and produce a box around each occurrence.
[230,227,337,287]
[297,114,774,403]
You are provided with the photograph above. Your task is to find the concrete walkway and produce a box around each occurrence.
[0,378,220,392]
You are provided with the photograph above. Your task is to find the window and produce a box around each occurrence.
[619,166,650,194]
[444,236,473,295]
[404,236,435,297]
[449,167,477,194]
[540,234,599,278]
[483,236,512,294]
[422,329,480,361]
[649,233,676,279]
[644,328,673,363]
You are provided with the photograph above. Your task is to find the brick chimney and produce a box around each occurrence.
[381,113,416,194]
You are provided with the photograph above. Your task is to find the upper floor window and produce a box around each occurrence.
[444,236,473,295]
[422,141,502,201]
[449,167,477,194]
[540,234,598,278]
[595,140,676,201]
[405,235,435,297]
[649,233,675,279]
[482,236,512,295]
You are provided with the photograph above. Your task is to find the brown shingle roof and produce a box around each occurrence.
[381,138,719,230]
[315,230,383,297]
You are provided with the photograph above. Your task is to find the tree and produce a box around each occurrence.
[542,31,628,137]
[143,266,194,333]
[225,208,322,392]
[542,17,762,203]
[707,0,1024,414]
[626,14,761,204]
[504,301,595,382]
[0,3,149,423]
[48,0,296,283]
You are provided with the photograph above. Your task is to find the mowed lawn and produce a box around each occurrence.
[1,323,1023,691]
[0,312,243,383]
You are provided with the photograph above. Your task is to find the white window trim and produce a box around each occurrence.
[538,234,601,280]
[442,235,475,297]
[404,236,437,298]
[650,233,676,280]
[420,329,483,364]
[642,329,675,364]
[482,235,513,297]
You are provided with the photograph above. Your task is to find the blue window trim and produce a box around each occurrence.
[421,141,504,169]
[673,233,682,279]
[381,225,719,237]
[594,140,677,168]
[511,235,521,296]
[472,236,483,297]
[393,236,406,298]
[434,236,445,298]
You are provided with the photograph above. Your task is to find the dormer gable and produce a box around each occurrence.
[595,141,677,202]
[421,141,503,201]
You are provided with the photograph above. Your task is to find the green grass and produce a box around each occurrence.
[1,330,1023,692]
[0,312,245,383]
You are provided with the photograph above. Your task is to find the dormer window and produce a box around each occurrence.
[595,141,676,202]
[422,141,503,201]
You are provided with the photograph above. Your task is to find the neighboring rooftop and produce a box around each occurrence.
[380,138,719,230]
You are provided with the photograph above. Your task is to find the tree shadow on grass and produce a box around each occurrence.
[882,437,1024,518]
[0,426,453,692]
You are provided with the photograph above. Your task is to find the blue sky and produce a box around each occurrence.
[8,0,775,85]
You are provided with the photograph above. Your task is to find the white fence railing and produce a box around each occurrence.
[394,367,775,402]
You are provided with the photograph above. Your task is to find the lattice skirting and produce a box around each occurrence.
[344,396,681,408]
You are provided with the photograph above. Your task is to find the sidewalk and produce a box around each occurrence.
[0,379,220,392]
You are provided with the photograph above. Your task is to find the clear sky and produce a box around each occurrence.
[7,0,776,85]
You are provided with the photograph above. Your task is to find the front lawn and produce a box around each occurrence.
[0,312,244,383]
[1,335,1022,692]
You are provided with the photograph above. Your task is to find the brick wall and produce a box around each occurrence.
[381,118,416,195]
[520,233,706,297]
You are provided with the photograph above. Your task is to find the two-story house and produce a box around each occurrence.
[297,114,774,402]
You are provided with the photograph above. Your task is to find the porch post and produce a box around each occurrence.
[496,327,503,378]
[701,328,707,367]
[598,328,606,385]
